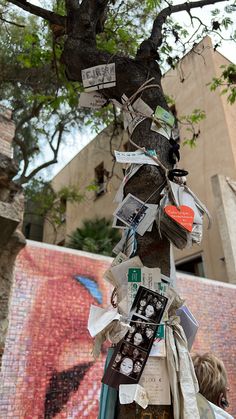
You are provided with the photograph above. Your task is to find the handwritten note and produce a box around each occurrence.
[79,92,107,108]
[82,63,116,92]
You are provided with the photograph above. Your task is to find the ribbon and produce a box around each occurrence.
[122,228,137,258]
[166,313,200,419]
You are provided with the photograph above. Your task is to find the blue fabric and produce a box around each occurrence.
[98,348,117,419]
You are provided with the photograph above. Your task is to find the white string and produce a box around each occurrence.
[111,77,173,138]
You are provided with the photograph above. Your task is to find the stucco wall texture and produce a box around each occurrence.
[0,240,235,418]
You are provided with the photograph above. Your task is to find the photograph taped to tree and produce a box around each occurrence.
[124,315,156,350]
[114,193,148,228]
[114,193,156,236]
[111,342,147,381]
[131,286,168,324]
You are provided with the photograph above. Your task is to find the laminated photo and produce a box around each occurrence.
[114,194,157,236]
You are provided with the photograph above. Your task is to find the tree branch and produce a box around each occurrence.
[16,124,65,185]
[0,14,25,27]
[150,0,231,47]
[6,0,66,27]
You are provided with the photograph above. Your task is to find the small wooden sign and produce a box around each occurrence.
[164,205,194,232]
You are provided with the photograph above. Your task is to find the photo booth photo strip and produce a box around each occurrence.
[127,266,162,312]
[101,286,168,389]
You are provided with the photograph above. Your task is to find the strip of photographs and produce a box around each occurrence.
[102,286,168,389]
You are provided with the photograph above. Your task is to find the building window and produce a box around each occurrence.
[24,222,31,239]
[176,255,205,277]
[94,162,108,197]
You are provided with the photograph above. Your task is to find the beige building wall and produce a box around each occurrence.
[162,36,235,281]
[43,37,236,282]
[43,126,126,244]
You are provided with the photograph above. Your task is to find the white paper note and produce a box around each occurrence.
[114,150,158,166]
[139,358,171,405]
[87,305,121,337]
[79,92,107,108]
[119,384,149,409]
[111,256,143,299]
[103,252,129,286]
[127,266,161,310]
[82,63,116,92]
[151,122,172,140]
[121,95,153,135]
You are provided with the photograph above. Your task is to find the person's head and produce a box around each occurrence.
[133,360,142,374]
[129,325,136,334]
[133,348,140,359]
[119,357,133,376]
[122,343,129,355]
[114,352,122,364]
[133,332,143,346]
[139,299,146,308]
[192,353,229,409]
[145,304,155,318]
[145,326,154,339]
[155,300,162,310]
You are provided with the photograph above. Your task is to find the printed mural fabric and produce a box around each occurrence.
[1,242,236,418]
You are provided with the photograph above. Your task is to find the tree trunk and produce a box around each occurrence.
[61,2,175,417]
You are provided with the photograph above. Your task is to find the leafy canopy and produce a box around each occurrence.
[0,0,235,186]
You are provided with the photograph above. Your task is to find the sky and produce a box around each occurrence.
[21,0,236,180]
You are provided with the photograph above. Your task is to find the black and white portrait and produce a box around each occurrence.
[111,342,147,380]
[124,315,156,350]
[114,193,148,230]
[131,286,168,324]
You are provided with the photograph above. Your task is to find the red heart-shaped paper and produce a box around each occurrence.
[164,205,194,232]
